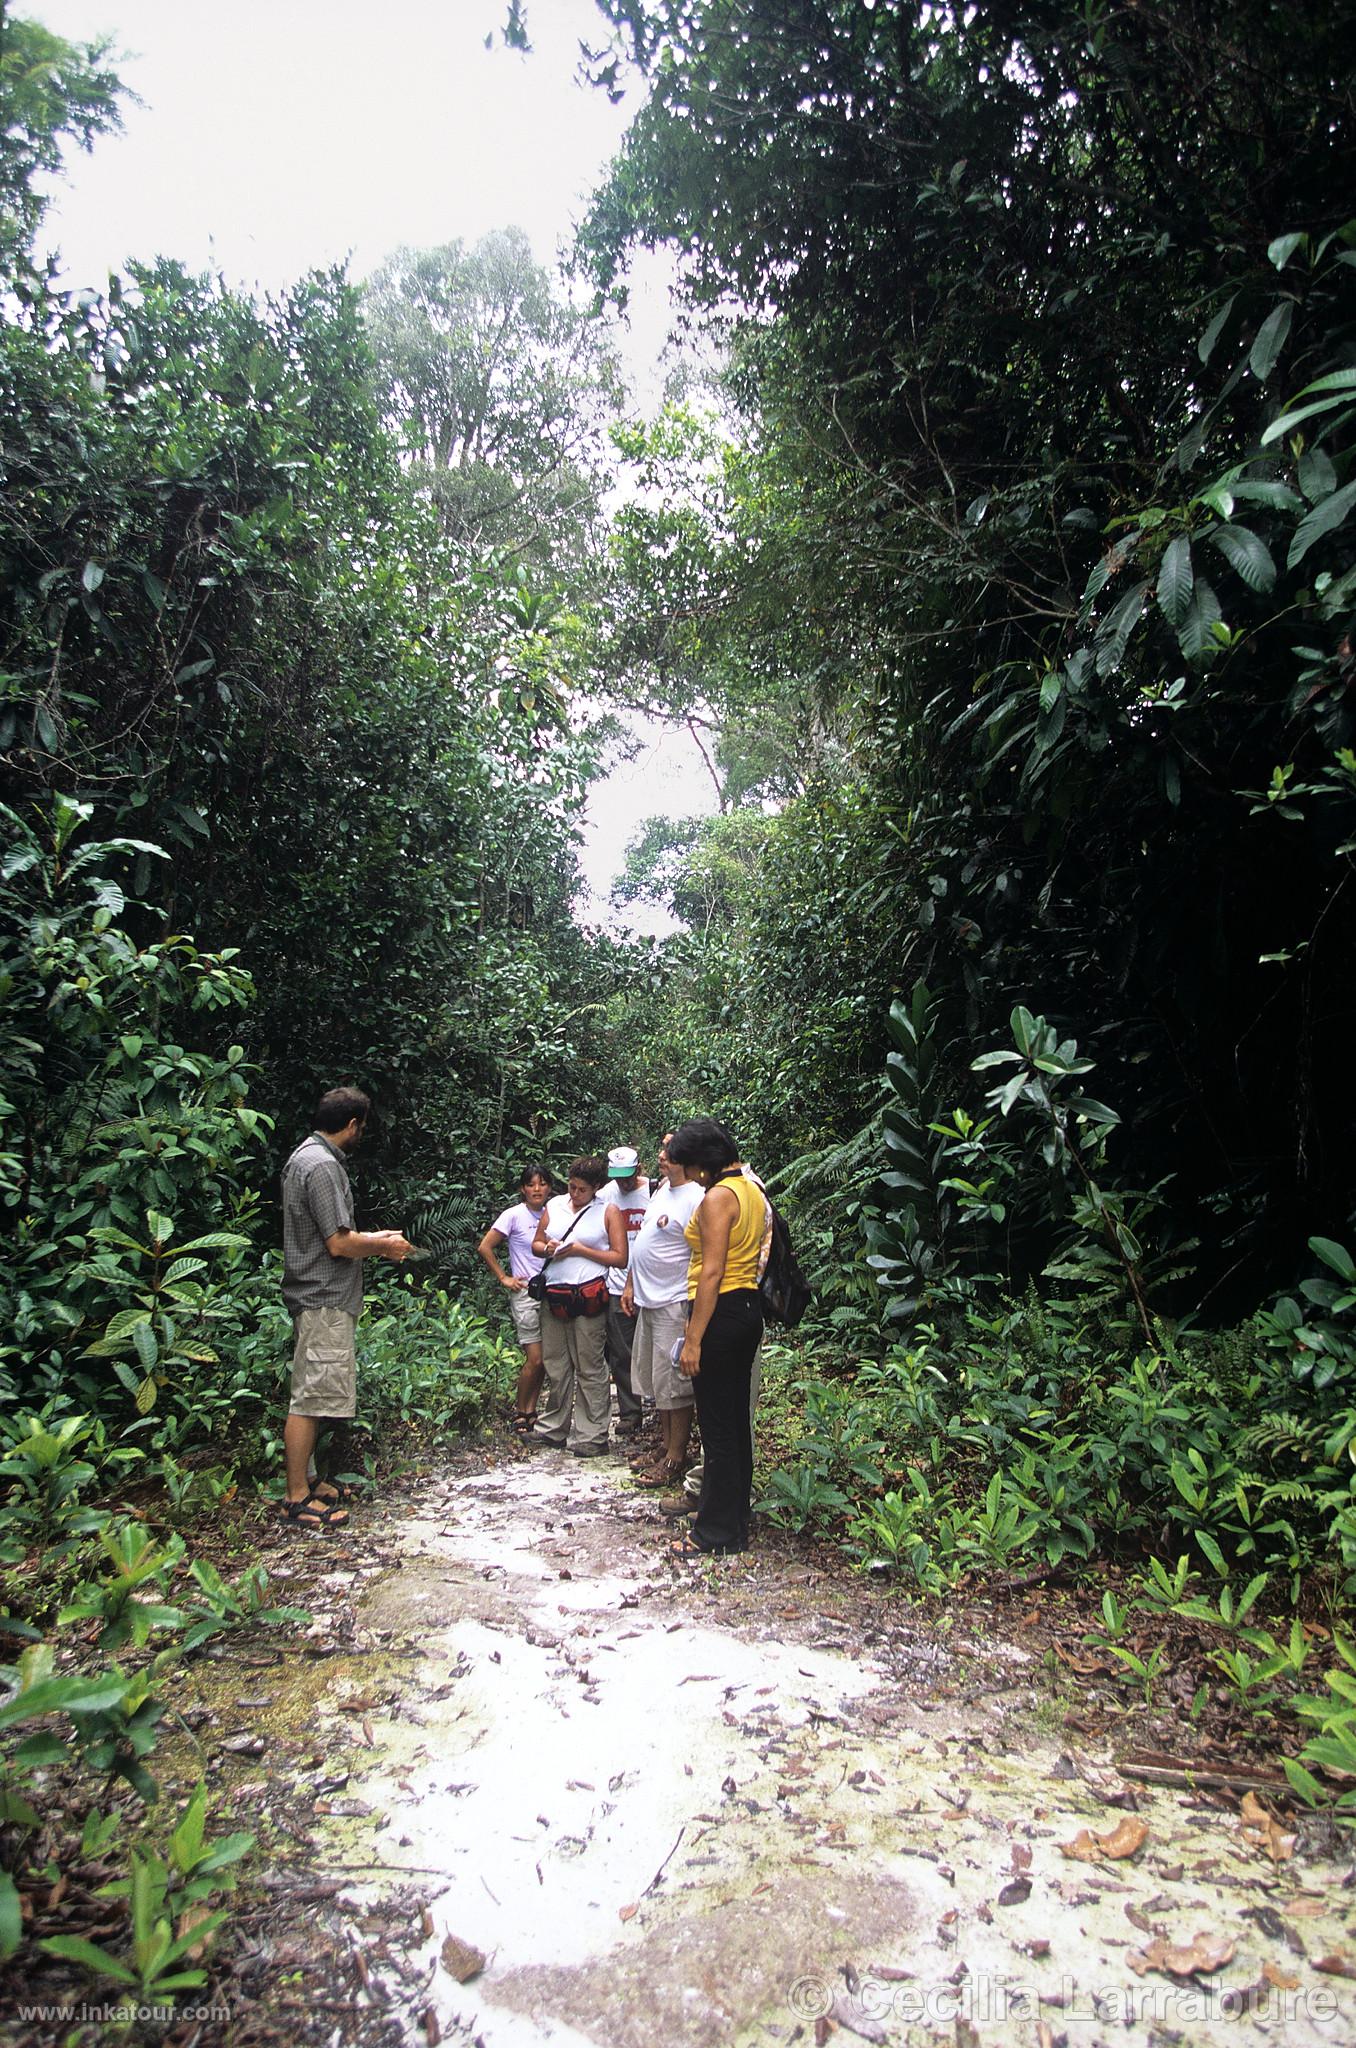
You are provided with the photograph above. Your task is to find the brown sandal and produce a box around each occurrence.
[634,1459,685,1490]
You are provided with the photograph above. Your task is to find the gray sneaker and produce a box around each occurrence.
[570,1442,609,1459]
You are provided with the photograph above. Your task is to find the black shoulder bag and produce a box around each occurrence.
[526,1204,586,1300]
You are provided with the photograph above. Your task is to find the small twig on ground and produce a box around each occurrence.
[643,1826,685,1896]
[1120,1761,1294,1796]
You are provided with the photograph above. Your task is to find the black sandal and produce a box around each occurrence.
[280,1493,349,1531]
[511,1413,537,1436]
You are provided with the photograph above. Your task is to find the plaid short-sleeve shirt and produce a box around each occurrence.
[281,1132,362,1318]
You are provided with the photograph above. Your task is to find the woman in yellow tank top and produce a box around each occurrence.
[666,1118,766,1557]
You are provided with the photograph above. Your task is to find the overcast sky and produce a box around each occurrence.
[28,0,714,929]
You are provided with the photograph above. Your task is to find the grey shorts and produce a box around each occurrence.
[633,1301,692,1409]
[290,1307,357,1418]
[508,1287,543,1347]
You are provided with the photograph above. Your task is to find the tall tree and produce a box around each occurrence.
[0,2,124,268]
[364,229,624,564]
[575,0,1356,1301]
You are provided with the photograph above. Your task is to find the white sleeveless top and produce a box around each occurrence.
[539,1192,612,1285]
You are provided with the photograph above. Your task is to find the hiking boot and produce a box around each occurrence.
[657,1491,697,1518]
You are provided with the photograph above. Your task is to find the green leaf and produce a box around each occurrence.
[1267,233,1305,271]
[1282,1758,1326,1807]
[1298,448,1337,504]
[1197,293,1235,364]
[1068,1096,1121,1126]
[132,1322,159,1375]
[1156,535,1193,626]
[1248,301,1293,383]
[0,1872,20,1962]
[81,560,105,594]
[1205,523,1275,593]
[162,1257,208,1285]
[170,1784,206,1873]
[1288,481,1356,569]
[1286,367,1356,401]
[0,1671,127,1730]
[39,1934,139,1984]
[104,1308,153,1342]
[1261,393,1356,446]
[1311,1238,1356,1285]
[1094,581,1149,675]
[1177,576,1223,662]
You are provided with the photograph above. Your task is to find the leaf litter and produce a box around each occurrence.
[157,1446,1356,2048]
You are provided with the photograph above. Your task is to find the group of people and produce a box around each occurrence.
[477,1124,765,1557]
[277,1091,765,1559]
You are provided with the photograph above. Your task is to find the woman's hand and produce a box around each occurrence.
[505,1274,526,1292]
[679,1335,702,1379]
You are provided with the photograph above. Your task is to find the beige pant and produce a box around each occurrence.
[535,1309,609,1450]
[289,1308,357,1418]
[632,1301,693,1409]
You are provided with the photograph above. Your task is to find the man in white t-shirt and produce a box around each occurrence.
[622,1133,704,1486]
[602,1145,650,1437]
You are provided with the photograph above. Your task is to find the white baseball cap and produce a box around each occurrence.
[607,1145,640,1178]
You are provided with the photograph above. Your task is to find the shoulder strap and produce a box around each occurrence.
[541,1200,589,1272]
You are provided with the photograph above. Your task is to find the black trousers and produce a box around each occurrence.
[691,1289,763,1554]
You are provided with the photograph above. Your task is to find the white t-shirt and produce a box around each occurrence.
[538,1192,613,1286]
[603,1177,651,1296]
[628,1179,704,1307]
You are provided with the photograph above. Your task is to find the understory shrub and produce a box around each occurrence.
[764,1252,1356,1606]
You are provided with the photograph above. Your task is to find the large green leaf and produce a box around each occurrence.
[1205,523,1275,593]
[0,1872,20,1962]
[1196,292,1235,364]
[1248,301,1293,382]
[1094,582,1148,675]
[1288,481,1356,569]
[1176,576,1223,662]
[132,1321,160,1374]
[1156,536,1193,626]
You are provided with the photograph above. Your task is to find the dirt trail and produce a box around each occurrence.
[289,1453,1356,2046]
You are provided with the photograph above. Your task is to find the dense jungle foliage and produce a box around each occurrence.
[2,0,1356,1991]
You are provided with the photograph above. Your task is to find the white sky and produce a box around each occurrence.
[28,0,716,929]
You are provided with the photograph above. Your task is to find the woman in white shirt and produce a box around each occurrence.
[530,1156,627,1457]
[622,1134,704,1487]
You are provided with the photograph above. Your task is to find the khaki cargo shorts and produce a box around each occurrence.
[290,1307,357,1418]
[508,1287,543,1347]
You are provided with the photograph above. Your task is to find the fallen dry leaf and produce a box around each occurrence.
[440,1933,485,1983]
[1239,1790,1297,1863]
[1128,1930,1236,1979]
[997,1876,1032,1907]
[1262,1961,1300,1990]
[618,1903,639,1924]
[1312,1953,1356,1979]
[1059,1815,1149,1863]
[174,1904,215,1964]
[1010,1842,1033,1872]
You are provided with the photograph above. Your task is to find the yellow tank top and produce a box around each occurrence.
[684,1172,766,1298]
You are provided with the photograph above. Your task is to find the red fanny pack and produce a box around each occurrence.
[545,1276,608,1321]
